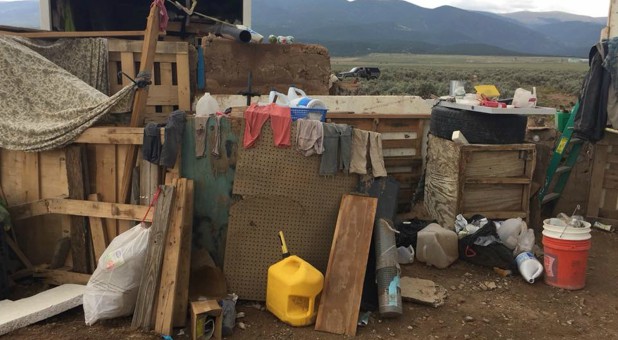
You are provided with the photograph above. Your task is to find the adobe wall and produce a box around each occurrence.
[203,39,331,96]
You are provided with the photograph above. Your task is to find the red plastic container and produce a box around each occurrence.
[542,235,591,290]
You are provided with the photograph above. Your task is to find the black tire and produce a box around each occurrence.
[430,106,527,144]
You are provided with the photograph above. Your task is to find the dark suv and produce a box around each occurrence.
[337,67,380,80]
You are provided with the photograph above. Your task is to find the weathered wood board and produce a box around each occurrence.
[315,194,377,336]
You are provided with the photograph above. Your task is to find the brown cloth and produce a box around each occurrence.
[295,119,324,156]
[350,129,387,177]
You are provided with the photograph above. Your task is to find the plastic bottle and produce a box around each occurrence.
[416,223,458,269]
[268,90,290,106]
[515,251,543,283]
[287,86,307,102]
[497,217,523,250]
[514,226,534,255]
[195,92,220,116]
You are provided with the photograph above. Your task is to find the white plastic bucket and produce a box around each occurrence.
[542,219,591,241]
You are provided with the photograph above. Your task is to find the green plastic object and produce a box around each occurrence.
[539,102,582,205]
[556,111,571,131]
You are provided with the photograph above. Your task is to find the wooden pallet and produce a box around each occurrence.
[587,131,618,225]
[107,39,191,123]
[424,135,536,228]
[327,113,427,211]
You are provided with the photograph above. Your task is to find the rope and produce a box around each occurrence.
[141,186,162,225]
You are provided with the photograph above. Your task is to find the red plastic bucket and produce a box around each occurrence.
[542,235,591,290]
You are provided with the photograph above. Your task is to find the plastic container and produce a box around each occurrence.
[497,217,524,250]
[268,91,290,106]
[416,223,458,269]
[196,92,220,116]
[542,218,592,290]
[290,107,328,122]
[512,87,537,108]
[287,86,307,101]
[556,111,571,131]
[515,251,543,283]
[266,255,324,326]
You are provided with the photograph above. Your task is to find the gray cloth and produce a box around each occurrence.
[212,115,223,158]
[142,123,161,164]
[0,36,134,152]
[194,116,208,158]
[296,119,324,157]
[319,123,351,175]
[161,110,186,168]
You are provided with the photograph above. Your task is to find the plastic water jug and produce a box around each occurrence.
[515,251,543,283]
[512,87,537,108]
[196,92,220,116]
[266,232,324,327]
[497,217,524,250]
[416,223,458,269]
[268,91,290,106]
[287,86,307,101]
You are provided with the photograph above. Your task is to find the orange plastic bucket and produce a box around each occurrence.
[542,235,591,290]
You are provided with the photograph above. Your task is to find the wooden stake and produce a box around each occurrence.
[119,5,161,204]
[88,193,109,266]
[65,145,89,274]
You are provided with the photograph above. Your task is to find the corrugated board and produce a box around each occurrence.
[224,121,358,301]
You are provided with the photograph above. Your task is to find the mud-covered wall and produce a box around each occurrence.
[203,39,331,96]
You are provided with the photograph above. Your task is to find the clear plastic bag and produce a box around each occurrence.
[83,223,150,325]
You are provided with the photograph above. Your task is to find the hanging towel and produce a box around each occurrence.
[243,103,291,148]
[368,131,387,177]
[319,123,351,175]
[296,119,324,156]
[350,129,369,175]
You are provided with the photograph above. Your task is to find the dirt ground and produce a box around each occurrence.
[3,229,618,340]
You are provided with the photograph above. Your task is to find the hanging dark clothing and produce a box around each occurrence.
[573,41,609,143]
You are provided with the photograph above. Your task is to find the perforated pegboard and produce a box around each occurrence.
[224,121,358,301]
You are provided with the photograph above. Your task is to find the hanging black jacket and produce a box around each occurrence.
[573,41,609,143]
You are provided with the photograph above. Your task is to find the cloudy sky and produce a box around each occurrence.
[407,0,609,17]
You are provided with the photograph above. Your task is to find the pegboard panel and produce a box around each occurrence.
[225,121,358,301]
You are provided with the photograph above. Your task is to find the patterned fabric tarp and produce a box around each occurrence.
[0,36,135,152]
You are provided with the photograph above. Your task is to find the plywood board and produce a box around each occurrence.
[224,121,358,301]
[315,194,377,336]
[464,151,527,177]
[462,184,525,212]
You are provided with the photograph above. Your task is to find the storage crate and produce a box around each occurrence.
[291,107,328,122]
[424,134,536,228]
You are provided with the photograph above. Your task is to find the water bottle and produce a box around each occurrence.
[196,92,220,116]
[515,251,543,283]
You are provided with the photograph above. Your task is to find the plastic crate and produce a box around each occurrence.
[290,107,328,122]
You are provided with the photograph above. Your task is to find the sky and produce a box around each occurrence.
[407,0,610,17]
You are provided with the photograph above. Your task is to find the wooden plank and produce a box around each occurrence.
[176,53,191,111]
[383,156,422,168]
[154,179,194,333]
[108,39,188,55]
[603,176,618,190]
[93,144,119,240]
[140,158,161,205]
[9,198,153,222]
[32,269,90,285]
[132,185,175,330]
[159,62,174,113]
[146,85,180,105]
[116,145,134,234]
[462,184,524,212]
[75,128,144,145]
[8,199,49,220]
[88,194,108,265]
[315,194,377,336]
[598,208,618,220]
[65,146,89,274]
[47,199,153,222]
[120,52,136,86]
[0,30,158,39]
[463,150,528,178]
[172,180,194,327]
[23,152,40,203]
[588,144,609,218]
[120,5,161,205]
[327,113,430,119]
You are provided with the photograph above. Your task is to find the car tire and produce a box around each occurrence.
[430,106,527,144]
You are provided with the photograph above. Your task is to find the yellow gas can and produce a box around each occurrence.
[266,232,324,327]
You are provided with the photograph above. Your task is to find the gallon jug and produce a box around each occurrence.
[196,92,220,116]
[287,86,307,101]
[268,90,290,106]
[266,232,324,327]
[497,217,524,250]
[515,251,543,283]
[512,87,537,108]
[416,223,458,269]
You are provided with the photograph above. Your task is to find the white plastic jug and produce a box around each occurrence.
[512,87,537,108]
[515,251,543,283]
[497,217,524,250]
[268,91,290,106]
[196,92,220,116]
[416,223,458,269]
[287,86,307,101]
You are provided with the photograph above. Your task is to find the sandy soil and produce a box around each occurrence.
[3,229,618,340]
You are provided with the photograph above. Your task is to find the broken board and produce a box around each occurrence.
[0,284,85,336]
[400,276,448,308]
[315,194,377,336]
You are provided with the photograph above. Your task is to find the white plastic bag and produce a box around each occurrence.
[83,223,150,325]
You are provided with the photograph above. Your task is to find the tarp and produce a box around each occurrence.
[0,36,135,152]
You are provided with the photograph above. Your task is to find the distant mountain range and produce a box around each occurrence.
[252,0,606,57]
[0,0,606,57]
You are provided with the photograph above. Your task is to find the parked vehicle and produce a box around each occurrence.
[337,67,380,80]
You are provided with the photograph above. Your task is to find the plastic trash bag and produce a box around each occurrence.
[83,223,150,325]
[458,216,516,271]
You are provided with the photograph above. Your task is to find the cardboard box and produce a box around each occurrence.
[190,300,222,340]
